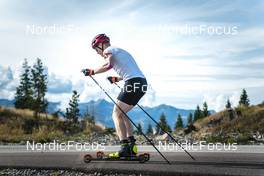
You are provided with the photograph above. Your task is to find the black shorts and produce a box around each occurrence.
[117,77,147,106]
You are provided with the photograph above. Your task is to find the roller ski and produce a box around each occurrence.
[83,151,150,163]
[83,142,150,163]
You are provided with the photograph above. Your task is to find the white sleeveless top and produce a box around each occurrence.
[104,46,145,81]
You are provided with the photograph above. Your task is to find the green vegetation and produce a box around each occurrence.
[202,102,210,117]
[205,133,255,144]
[15,58,48,118]
[189,88,264,144]
[155,113,172,135]
[239,89,250,107]
[146,123,153,136]
[3,73,263,146]
[187,113,193,125]
[193,101,211,122]
[0,107,61,143]
[0,58,108,144]
[193,104,264,144]
[64,90,82,134]
[0,106,107,144]
[226,99,232,109]
[193,105,203,122]
[135,123,143,135]
[174,114,183,130]
[14,59,33,109]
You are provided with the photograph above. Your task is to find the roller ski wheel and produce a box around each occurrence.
[83,154,92,163]
[138,154,146,163]
[144,153,150,161]
[97,151,104,159]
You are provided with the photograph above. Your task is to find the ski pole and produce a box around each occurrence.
[113,82,196,161]
[89,75,171,164]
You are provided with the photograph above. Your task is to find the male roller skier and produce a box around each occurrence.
[82,34,147,158]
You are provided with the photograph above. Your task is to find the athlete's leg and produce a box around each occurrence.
[114,100,139,156]
[119,104,134,138]
[110,100,134,157]
[112,100,133,140]
[111,78,147,157]
[115,100,134,137]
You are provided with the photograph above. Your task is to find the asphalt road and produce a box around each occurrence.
[0,150,263,176]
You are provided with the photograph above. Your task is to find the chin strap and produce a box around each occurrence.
[96,42,105,52]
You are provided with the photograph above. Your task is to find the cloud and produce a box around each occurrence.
[201,89,264,112]
[202,92,240,112]
[46,92,71,111]
[233,47,264,60]
[0,0,264,111]
[0,66,13,88]
[0,66,17,99]
[140,84,157,107]
[78,76,111,102]
[0,65,74,98]
[48,73,72,94]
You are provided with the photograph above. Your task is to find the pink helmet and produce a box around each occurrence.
[91,34,110,49]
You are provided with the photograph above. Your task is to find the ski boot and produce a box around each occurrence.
[108,140,131,158]
[128,136,137,156]
[128,142,138,156]
[84,138,150,163]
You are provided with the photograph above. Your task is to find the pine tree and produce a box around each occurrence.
[14,59,34,109]
[156,113,171,135]
[146,123,153,135]
[168,124,172,133]
[83,107,95,125]
[31,58,48,116]
[239,89,250,107]
[202,102,210,117]
[193,105,202,122]
[226,99,232,109]
[136,123,143,135]
[174,114,183,130]
[187,113,193,125]
[65,90,80,124]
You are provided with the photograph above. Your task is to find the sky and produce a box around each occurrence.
[0,0,264,111]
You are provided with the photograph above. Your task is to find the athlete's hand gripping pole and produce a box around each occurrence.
[106,76,121,84]
[81,68,95,76]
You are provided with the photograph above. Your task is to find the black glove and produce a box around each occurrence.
[81,69,95,76]
[107,76,120,84]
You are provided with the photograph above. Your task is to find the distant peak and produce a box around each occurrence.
[157,104,177,109]
[97,99,107,103]
[92,99,111,106]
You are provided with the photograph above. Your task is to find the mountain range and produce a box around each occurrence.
[0,99,214,131]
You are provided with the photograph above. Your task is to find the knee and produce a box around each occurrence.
[113,106,123,119]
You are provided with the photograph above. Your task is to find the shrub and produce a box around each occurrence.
[32,126,64,143]
[236,133,255,145]
[0,124,25,143]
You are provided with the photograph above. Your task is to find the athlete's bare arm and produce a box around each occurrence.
[94,54,113,74]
